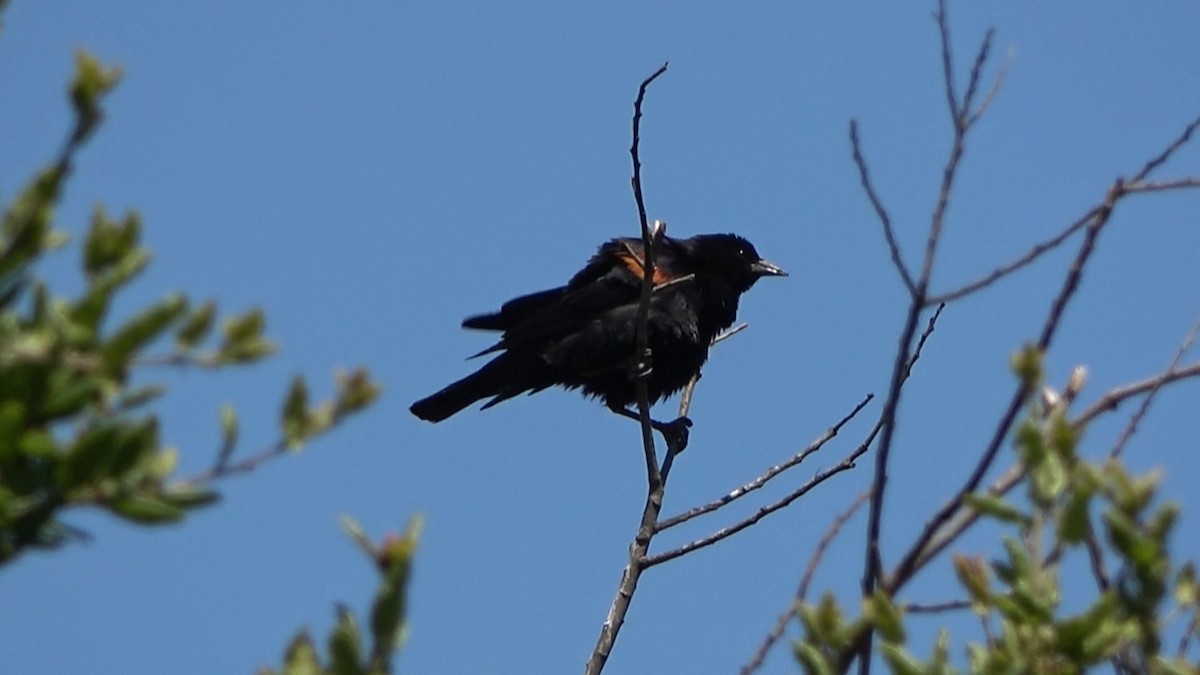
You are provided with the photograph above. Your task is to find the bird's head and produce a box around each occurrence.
[685,233,787,293]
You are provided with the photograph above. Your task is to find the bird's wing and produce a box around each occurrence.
[461,237,695,357]
[541,278,703,373]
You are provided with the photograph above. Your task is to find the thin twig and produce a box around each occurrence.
[850,120,916,296]
[959,28,995,126]
[1124,177,1200,194]
[904,599,973,614]
[860,302,945,628]
[1178,613,1198,660]
[934,0,959,124]
[1084,522,1111,592]
[675,324,747,420]
[856,7,992,668]
[643,444,870,568]
[929,175,1200,305]
[134,352,228,368]
[1108,318,1200,458]
[967,48,1011,127]
[927,205,1101,305]
[1074,362,1200,431]
[657,393,874,532]
[176,438,287,486]
[1132,114,1200,182]
[586,62,668,675]
[741,489,871,675]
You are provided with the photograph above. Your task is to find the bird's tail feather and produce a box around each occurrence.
[410,357,529,422]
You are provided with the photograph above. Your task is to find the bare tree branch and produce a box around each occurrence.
[926,204,1101,305]
[850,120,916,296]
[656,393,874,532]
[967,48,1011,127]
[1073,361,1200,432]
[1132,114,1200,182]
[904,599,973,614]
[586,62,668,675]
[642,443,870,569]
[741,489,871,675]
[1108,317,1200,458]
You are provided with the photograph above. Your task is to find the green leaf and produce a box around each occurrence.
[368,517,422,666]
[334,368,381,418]
[282,375,311,447]
[1030,450,1066,507]
[219,337,275,364]
[792,641,836,675]
[19,430,59,458]
[879,644,923,675]
[57,418,158,490]
[964,493,1030,526]
[329,604,365,675]
[175,300,215,349]
[103,293,187,371]
[69,51,122,141]
[1057,490,1091,544]
[70,248,151,330]
[108,493,184,524]
[866,590,905,644]
[116,384,166,412]
[219,403,239,451]
[83,207,140,277]
[1055,592,1119,663]
[43,370,103,419]
[953,554,991,606]
[163,484,219,509]
[0,167,65,280]
[143,447,178,479]
[281,632,321,675]
[1010,343,1043,386]
[1176,563,1197,606]
[222,307,265,344]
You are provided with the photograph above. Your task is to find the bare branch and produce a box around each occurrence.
[861,303,946,610]
[930,175,1200,305]
[967,48,1012,127]
[801,491,872,604]
[176,438,288,487]
[1132,114,1200,182]
[850,120,917,296]
[927,205,1102,305]
[642,443,870,569]
[1073,361,1200,431]
[934,0,959,123]
[1125,177,1200,194]
[740,489,871,675]
[586,62,668,675]
[674,323,748,421]
[1108,318,1200,458]
[657,393,874,532]
[904,599,973,614]
[960,27,995,126]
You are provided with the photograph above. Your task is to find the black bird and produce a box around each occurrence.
[409,232,786,429]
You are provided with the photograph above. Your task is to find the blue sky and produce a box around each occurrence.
[2,2,1199,673]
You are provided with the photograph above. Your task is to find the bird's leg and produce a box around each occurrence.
[608,405,694,455]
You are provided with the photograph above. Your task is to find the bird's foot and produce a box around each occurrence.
[652,416,693,455]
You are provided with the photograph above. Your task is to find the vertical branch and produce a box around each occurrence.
[856,2,993,670]
[585,61,668,675]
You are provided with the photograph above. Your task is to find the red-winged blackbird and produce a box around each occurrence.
[409,232,786,425]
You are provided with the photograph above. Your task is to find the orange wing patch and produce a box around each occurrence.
[616,245,672,285]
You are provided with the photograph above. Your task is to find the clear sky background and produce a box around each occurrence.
[2,2,1199,673]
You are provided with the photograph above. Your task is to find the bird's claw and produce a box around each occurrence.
[654,416,693,455]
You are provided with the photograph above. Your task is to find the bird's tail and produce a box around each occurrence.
[410,357,530,422]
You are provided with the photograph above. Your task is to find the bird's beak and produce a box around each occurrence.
[751,259,788,278]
